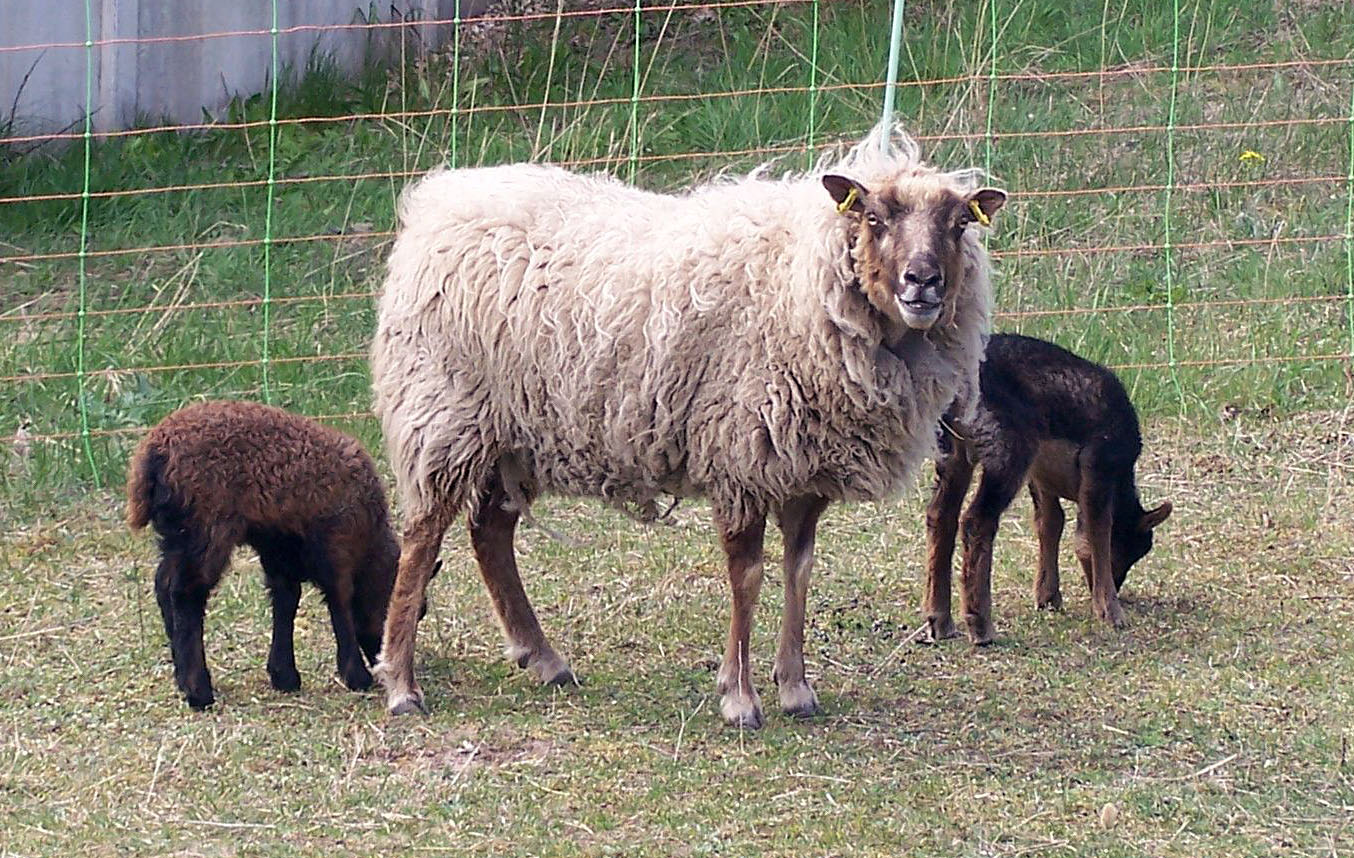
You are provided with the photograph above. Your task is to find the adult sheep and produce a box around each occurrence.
[371,125,1007,728]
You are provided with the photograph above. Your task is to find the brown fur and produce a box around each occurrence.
[126,400,401,709]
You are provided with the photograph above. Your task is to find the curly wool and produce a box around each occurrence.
[371,125,995,531]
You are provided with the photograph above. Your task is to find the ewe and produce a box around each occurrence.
[371,126,1005,727]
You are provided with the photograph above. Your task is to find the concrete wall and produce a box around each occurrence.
[1,1,492,138]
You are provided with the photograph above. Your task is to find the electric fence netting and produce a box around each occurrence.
[1,1,1351,491]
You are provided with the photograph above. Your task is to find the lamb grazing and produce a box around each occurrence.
[126,400,402,710]
[370,124,1006,728]
[922,333,1172,645]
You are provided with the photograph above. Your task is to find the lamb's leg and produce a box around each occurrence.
[262,569,303,693]
[469,475,574,687]
[316,559,373,692]
[376,508,453,715]
[923,451,974,641]
[715,513,767,729]
[959,461,1027,646]
[153,552,179,643]
[1030,483,1066,611]
[773,495,829,718]
[169,539,230,710]
[1078,481,1125,629]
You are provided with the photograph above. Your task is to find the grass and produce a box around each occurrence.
[2,411,1352,855]
[1,1,1353,854]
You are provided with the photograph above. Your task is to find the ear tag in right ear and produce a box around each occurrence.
[968,199,991,227]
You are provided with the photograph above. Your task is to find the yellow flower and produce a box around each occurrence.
[1239,150,1265,165]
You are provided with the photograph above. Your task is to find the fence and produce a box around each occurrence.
[1,0,1352,493]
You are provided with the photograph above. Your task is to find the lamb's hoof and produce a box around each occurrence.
[543,667,578,688]
[268,667,302,693]
[925,615,959,642]
[186,690,215,711]
[342,665,374,692]
[387,690,427,717]
[964,615,995,647]
[720,692,764,730]
[1036,592,1063,611]
[1098,601,1127,629]
[778,681,821,719]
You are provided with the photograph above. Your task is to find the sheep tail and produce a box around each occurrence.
[125,441,160,531]
[498,455,585,548]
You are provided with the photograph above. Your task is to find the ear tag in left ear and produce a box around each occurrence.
[836,186,860,214]
[968,199,992,227]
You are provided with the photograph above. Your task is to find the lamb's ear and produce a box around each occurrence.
[823,174,868,214]
[963,187,1007,225]
[1138,501,1172,533]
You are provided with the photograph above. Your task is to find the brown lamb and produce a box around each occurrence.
[126,400,402,710]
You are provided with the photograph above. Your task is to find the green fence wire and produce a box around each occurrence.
[260,0,281,404]
[1161,0,1185,412]
[75,0,101,487]
[1345,72,1354,362]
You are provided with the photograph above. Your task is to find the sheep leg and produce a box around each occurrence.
[376,509,453,715]
[715,514,767,729]
[168,540,230,710]
[1079,482,1125,629]
[321,578,373,693]
[469,476,574,688]
[1030,483,1066,611]
[263,572,303,693]
[959,460,1027,646]
[153,552,179,643]
[923,451,975,641]
[773,495,828,718]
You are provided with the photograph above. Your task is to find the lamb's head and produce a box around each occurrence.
[823,172,1006,332]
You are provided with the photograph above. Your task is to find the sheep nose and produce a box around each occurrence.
[903,263,943,292]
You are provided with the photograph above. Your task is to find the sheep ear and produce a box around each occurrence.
[964,187,1007,224]
[823,174,868,214]
[1138,501,1172,533]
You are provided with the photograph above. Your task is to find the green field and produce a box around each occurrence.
[2,1,1352,855]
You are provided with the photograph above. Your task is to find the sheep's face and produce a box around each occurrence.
[824,173,1006,332]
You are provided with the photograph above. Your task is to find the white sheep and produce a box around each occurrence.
[370,125,1007,727]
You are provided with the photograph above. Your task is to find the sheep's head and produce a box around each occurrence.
[824,173,1006,332]
[1074,497,1173,590]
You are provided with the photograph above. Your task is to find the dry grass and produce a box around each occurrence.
[2,411,1352,856]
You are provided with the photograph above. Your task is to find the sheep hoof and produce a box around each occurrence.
[925,615,959,642]
[343,667,374,692]
[720,693,764,730]
[523,649,576,688]
[1036,592,1063,611]
[388,693,428,717]
[778,681,821,719]
[1098,600,1127,629]
[186,690,215,711]
[965,615,995,646]
[268,667,302,693]
[543,667,578,688]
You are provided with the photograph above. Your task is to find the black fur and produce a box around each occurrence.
[923,333,1171,643]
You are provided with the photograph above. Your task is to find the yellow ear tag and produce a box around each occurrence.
[968,198,992,227]
[836,186,860,214]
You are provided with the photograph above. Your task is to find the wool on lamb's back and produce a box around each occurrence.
[373,132,993,531]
